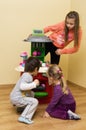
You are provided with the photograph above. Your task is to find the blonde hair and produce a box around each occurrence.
[47,64,68,94]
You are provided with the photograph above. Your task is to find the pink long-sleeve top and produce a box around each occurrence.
[44,21,82,54]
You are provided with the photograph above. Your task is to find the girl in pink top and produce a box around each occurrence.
[44,11,82,64]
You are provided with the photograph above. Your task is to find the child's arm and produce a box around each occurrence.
[20,79,39,91]
[56,45,79,54]
[56,28,82,55]
[44,21,64,33]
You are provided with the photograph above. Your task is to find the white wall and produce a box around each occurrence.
[0,0,70,84]
[68,0,86,88]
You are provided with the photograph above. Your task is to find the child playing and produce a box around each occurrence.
[43,64,81,120]
[10,56,41,124]
[44,11,82,64]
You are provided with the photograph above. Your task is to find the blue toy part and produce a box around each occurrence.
[34,92,48,98]
[19,62,25,67]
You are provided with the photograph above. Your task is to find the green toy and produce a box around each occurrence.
[34,92,48,98]
[32,29,44,36]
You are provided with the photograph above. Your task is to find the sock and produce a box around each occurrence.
[67,110,81,120]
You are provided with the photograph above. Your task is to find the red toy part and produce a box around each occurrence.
[33,73,53,104]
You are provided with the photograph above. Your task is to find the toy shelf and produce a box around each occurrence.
[21,30,53,104]
[23,30,52,62]
[31,42,45,62]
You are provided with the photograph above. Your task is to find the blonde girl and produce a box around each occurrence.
[43,64,80,120]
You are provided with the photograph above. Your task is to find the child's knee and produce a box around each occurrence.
[34,98,39,106]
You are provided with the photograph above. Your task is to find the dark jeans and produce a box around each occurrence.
[45,42,60,64]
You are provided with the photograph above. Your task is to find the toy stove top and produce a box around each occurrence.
[23,35,52,43]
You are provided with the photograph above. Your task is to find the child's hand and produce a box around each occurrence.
[34,79,40,86]
[55,49,62,55]
[43,111,50,118]
[23,34,32,41]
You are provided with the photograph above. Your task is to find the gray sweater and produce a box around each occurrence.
[10,72,36,104]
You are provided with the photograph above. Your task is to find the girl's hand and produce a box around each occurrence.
[43,111,50,118]
[23,34,32,41]
[55,49,62,55]
[34,79,40,86]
